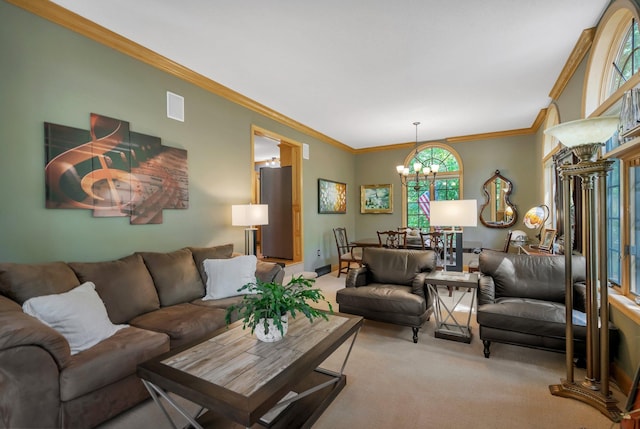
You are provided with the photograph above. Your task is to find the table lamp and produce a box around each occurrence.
[430,199,478,271]
[231,204,269,255]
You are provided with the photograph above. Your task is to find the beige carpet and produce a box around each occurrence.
[99,271,625,429]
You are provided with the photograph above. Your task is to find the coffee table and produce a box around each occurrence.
[137,312,363,429]
[426,271,478,343]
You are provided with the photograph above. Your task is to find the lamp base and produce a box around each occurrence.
[549,380,621,422]
[572,142,604,163]
[244,228,258,256]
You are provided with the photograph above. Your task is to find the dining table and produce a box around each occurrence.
[351,237,424,249]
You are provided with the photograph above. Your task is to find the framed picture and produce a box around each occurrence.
[361,184,393,214]
[318,178,347,214]
[538,228,557,252]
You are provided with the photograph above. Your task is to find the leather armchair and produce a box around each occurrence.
[476,250,602,359]
[336,247,437,343]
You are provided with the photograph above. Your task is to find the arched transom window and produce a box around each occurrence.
[403,143,463,229]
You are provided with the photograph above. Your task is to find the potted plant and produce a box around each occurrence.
[225,275,333,342]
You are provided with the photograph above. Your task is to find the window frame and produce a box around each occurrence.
[584,0,640,320]
[399,142,465,228]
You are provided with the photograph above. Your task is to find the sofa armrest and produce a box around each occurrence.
[477,273,496,305]
[573,282,587,313]
[412,272,428,299]
[345,267,369,287]
[0,302,71,369]
[256,260,285,284]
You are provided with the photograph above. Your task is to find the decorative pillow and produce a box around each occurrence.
[22,282,128,355]
[189,244,234,284]
[202,255,257,300]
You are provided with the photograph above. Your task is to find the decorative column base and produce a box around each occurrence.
[549,380,621,422]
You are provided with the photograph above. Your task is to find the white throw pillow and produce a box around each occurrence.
[202,255,258,300]
[22,282,128,355]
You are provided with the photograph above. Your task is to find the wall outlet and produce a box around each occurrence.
[317,249,321,257]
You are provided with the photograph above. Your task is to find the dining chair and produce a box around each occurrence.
[333,227,363,278]
[377,230,407,249]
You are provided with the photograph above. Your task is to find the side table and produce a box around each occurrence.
[426,271,478,343]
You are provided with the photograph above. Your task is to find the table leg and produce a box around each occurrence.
[142,379,205,429]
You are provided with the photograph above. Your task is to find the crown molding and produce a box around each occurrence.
[7,0,354,154]
[7,0,584,156]
[549,27,597,100]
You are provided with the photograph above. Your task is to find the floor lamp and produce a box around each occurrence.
[544,116,621,421]
[231,204,269,256]
[429,200,478,272]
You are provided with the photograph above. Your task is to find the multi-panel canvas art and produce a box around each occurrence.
[44,113,188,224]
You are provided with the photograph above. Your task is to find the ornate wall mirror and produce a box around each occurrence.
[479,170,517,228]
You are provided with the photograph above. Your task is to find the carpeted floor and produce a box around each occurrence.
[98,270,625,429]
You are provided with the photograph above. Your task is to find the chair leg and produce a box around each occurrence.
[412,327,419,343]
[482,340,491,358]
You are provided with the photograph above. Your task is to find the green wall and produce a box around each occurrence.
[0,2,356,268]
[354,135,539,250]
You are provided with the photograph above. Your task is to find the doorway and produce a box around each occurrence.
[251,125,303,265]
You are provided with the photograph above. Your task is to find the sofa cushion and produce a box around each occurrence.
[59,326,169,401]
[139,248,205,307]
[479,252,571,303]
[191,295,244,310]
[336,284,426,315]
[203,255,257,300]
[362,248,436,286]
[129,303,228,348]
[0,261,80,305]
[69,254,160,324]
[477,297,587,339]
[189,244,234,284]
[22,282,128,355]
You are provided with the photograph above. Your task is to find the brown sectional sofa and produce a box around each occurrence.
[0,244,284,429]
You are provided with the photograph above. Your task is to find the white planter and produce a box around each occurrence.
[254,315,288,342]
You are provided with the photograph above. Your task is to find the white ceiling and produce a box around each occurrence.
[51,0,610,150]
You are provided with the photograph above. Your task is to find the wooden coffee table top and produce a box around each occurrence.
[138,311,363,427]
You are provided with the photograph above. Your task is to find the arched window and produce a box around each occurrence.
[542,103,560,230]
[610,19,640,93]
[583,0,640,299]
[402,143,463,229]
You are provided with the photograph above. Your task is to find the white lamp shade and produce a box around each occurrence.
[543,116,619,147]
[231,204,269,226]
[430,199,478,227]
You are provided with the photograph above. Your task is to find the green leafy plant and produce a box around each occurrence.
[225,275,333,337]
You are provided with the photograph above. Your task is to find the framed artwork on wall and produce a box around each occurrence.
[361,184,393,214]
[318,178,347,214]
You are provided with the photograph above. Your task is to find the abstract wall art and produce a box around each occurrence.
[318,178,347,214]
[44,113,188,225]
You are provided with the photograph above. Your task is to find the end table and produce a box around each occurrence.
[426,271,478,343]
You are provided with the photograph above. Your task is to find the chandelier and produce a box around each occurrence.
[395,122,439,191]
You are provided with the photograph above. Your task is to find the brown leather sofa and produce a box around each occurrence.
[0,244,284,429]
[336,247,436,343]
[476,250,592,359]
